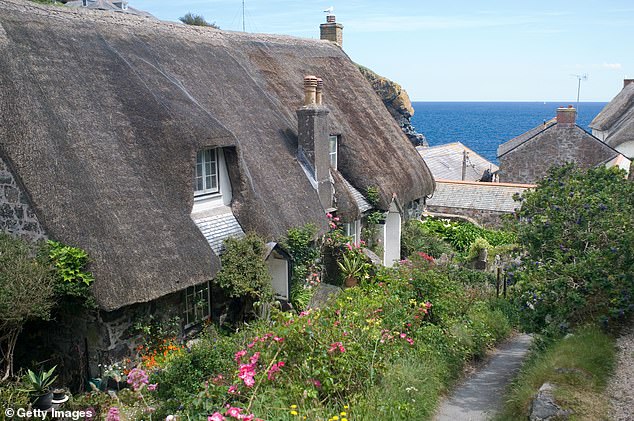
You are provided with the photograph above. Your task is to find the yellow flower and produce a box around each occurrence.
[343,405,349,409]
[290,405,298,409]
[342,419,348,421]
[333,417,339,421]
[290,410,298,416]
[340,412,347,416]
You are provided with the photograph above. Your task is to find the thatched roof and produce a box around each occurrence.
[590,84,634,152]
[0,0,433,310]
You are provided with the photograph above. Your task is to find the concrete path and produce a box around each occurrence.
[434,333,533,421]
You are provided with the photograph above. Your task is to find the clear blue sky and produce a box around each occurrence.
[132,0,633,102]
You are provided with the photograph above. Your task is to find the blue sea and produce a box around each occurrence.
[410,102,608,164]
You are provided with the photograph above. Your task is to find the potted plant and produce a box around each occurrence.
[337,250,366,287]
[22,366,57,410]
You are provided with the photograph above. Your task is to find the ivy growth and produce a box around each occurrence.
[47,240,96,309]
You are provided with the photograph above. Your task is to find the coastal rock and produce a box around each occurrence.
[357,64,428,146]
[308,283,342,309]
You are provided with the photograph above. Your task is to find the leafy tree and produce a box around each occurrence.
[179,12,219,28]
[512,164,634,331]
[0,234,55,381]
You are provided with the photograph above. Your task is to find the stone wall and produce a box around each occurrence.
[498,127,617,184]
[426,205,510,228]
[0,155,46,240]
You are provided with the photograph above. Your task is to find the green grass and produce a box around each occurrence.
[496,326,615,421]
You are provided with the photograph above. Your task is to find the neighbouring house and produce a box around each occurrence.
[64,0,154,18]
[0,0,433,376]
[417,142,498,182]
[497,105,630,184]
[425,179,534,227]
[590,79,634,159]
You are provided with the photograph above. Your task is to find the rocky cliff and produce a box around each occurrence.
[357,64,428,146]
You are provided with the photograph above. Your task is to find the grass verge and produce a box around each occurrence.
[496,326,615,421]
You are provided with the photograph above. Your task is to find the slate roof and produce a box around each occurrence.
[417,142,498,181]
[192,207,245,255]
[340,176,372,213]
[426,180,534,213]
[497,119,556,157]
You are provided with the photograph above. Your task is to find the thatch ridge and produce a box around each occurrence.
[590,84,634,131]
[0,0,433,310]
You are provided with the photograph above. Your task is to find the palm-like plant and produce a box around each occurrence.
[23,366,57,395]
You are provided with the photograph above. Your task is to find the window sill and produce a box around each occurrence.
[194,192,222,201]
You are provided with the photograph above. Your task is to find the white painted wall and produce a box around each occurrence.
[267,252,289,299]
[192,148,233,213]
[383,206,401,267]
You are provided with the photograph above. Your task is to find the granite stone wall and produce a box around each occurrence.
[426,205,510,228]
[0,155,46,240]
[498,127,616,184]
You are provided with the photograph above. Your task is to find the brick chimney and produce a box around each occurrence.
[320,14,343,47]
[624,79,634,89]
[556,105,576,126]
[297,76,333,210]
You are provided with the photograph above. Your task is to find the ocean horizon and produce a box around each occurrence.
[410,101,608,164]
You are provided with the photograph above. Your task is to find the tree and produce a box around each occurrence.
[512,164,634,331]
[0,234,55,381]
[179,12,219,28]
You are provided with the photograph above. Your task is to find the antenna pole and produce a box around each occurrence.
[576,77,581,109]
[242,0,245,32]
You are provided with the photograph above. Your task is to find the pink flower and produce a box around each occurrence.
[346,243,353,250]
[242,415,255,421]
[126,368,149,391]
[406,338,414,345]
[273,336,284,342]
[329,222,337,229]
[328,342,346,354]
[333,216,340,222]
[209,413,225,421]
[311,378,322,388]
[400,333,407,339]
[238,363,256,387]
[234,349,247,362]
[249,352,260,364]
[225,407,242,418]
[326,213,333,218]
[267,361,286,380]
[228,384,238,394]
[106,407,120,421]
[147,383,158,392]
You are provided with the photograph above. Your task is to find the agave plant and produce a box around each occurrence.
[337,250,366,279]
[23,366,57,395]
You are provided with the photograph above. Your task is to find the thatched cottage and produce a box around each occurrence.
[0,0,433,374]
[590,79,634,159]
[497,106,629,184]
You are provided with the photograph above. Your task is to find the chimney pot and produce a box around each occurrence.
[326,14,336,23]
[556,106,577,126]
[316,78,324,105]
[303,75,318,106]
[320,15,344,47]
[624,79,634,89]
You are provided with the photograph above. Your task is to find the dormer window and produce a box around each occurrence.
[329,135,338,169]
[195,148,219,196]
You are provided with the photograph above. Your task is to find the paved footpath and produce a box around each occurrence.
[434,333,533,421]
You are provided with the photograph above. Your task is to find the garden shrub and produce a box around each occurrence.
[420,217,516,253]
[512,164,634,332]
[214,234,273,302]
[144,255,513,420]
[401,219,453,258]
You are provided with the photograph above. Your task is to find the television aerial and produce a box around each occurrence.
[324,6,334,14]
[571,74,588,111]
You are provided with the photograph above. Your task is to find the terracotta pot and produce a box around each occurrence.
[344,276,358,288]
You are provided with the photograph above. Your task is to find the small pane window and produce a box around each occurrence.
[184,282,211,326]
[328,135,338,169]
[194,148,220,196]
[345,220,359,243]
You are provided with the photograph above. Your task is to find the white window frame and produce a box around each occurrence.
[194,148,220,196]
[329,135,338,169]
[344,219,361,244]
[184,281,211,327]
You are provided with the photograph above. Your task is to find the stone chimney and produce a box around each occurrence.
[556,105,576,126]
[320,14,343,47]
[297,76,333,210]
[624,79,634,89]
